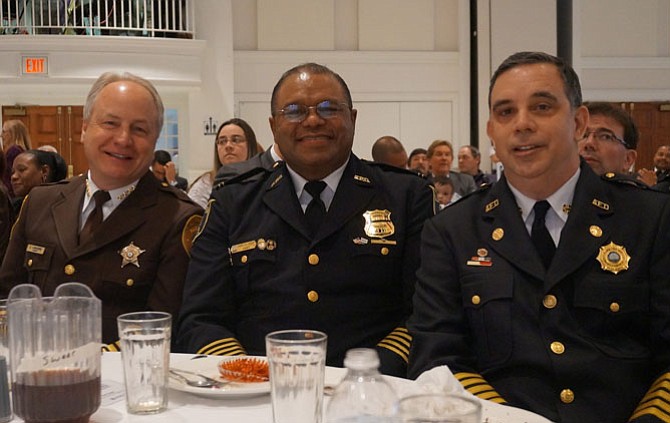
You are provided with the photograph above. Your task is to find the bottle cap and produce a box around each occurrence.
[343,348,380,370]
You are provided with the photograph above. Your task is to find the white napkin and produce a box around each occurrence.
[387,366,555,423]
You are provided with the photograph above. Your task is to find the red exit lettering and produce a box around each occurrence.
[24,58,46,74]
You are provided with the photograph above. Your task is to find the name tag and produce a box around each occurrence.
[26,244,46,255]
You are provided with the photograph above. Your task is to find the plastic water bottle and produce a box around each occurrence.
[325,348,398,423]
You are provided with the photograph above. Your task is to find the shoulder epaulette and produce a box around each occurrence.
[213,165,273,191]
[361,159,426,178]
[601,172,649,189]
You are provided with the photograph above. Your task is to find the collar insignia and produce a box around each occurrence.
[485,199,499,212]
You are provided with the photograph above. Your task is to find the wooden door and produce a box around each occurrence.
[621,102,670,170]
[2,105,87,177]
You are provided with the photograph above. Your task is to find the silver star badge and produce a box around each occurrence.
[119,242,145,268]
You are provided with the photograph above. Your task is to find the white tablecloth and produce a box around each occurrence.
[8,352,551,422]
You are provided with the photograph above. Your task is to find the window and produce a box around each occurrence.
[157,108,178,158]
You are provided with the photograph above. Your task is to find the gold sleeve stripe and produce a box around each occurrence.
[197,338,246,356]
[631,373,670,420]
[377,342,409,363]
[455,372,507,404]
[101,341,120,352]
[378,336,410,352]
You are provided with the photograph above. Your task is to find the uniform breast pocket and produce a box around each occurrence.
[462,272,514,367]
[573,275,650,358]
[230,248,277,296]
[23,243,55,283]
[98,254,160,306]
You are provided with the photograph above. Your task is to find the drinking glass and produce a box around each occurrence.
[394,393,482,423]
[117,311,171,414]
[266,329,327,423]
[0,300,7,366]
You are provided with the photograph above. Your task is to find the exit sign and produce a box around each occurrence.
[22,56,48,75]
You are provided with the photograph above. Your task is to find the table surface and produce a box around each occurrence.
[7,352,552,423]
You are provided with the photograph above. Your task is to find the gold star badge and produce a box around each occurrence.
[119,242,145,268]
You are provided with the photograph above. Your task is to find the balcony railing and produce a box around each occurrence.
[0,0,194,38]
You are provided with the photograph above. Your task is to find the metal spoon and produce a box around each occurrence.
[170,369,228,388]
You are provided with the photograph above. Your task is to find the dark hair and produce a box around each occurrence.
[433,175,454,188]
[460,145,481,159]
[213,118,259,171]
[371,136,404,162]
[585,102,639,150]
[489,51,583,109]
[270,63,353,114]
[21,149,67,183]
[153,150,172,166]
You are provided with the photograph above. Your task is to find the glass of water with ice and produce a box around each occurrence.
[117,311,171,414]
[265,329,327,423]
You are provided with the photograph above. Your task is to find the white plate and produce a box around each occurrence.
[169,355,270,399]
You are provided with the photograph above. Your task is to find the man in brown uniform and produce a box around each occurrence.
[0,72,202,347]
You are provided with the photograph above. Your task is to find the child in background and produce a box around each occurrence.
[433,175,454,210]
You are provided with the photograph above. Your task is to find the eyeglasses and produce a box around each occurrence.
[216,135,246,146]
[582,130,630,149]
[275,100,350,123]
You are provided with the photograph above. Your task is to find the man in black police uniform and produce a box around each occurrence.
[177,63,434,376]
[408,52,670,422]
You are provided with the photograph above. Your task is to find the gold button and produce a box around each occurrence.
[605,172,615,179]
[126,279,134,287]
[241,255,248,264]
[560,388,575,404]
[589,225,603,238]
[64,264,75,275]
[492,228,504,241]
[307,290,319,302]
[609,302,620,313]
[543,295,557,309]
[27,259,33,267]
[551,341,565,355]
[471,295,481,305]
[308,254,319,265]
[381,247,389,256]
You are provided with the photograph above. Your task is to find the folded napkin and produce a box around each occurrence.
[387,366,554,423]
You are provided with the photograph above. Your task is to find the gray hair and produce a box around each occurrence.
[84,71,164,133]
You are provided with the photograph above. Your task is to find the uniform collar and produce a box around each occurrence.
[287,157,349,211]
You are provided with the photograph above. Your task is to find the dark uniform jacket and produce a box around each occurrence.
[408,162,670,422]
[177,154,434,376]
[0,172,202,344]
[215,148,278,184]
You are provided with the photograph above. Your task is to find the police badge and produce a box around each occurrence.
[363,209,395,239]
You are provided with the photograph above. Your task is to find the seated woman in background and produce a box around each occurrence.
[187,118,259,209]
[10,149,67,214]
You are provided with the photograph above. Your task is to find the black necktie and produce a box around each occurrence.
[304,181,327,236]
[531,200,556,268]
[80,190,110,243]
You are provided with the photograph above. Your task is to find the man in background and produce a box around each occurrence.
[371,135,408,169]
[578,102,639,177]
[408,148,429,176]
[152,149,188,190]
[457,145,496,186]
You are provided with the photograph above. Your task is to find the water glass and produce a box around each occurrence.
[117,311,171,414]
[266,329,327,423]
[394,393,481,423]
